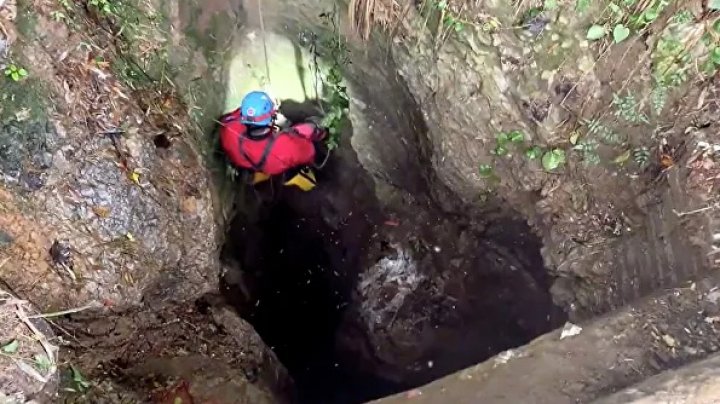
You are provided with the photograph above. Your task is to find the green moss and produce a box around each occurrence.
[111,56,156,89]
[15,1,38,37]
[0,72,48,124]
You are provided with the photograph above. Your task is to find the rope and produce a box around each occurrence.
[314,147,332,169]
[257,0,271,89]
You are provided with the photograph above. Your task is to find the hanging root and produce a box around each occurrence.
[348,0,405,41]
[349,0,376,41]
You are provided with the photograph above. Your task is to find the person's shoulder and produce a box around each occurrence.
[219,116,247,136]
[220,108,242,123]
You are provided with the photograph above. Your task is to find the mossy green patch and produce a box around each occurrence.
[15,0,38,38]
[0,73,49,124]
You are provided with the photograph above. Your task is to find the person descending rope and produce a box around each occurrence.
[219,90,328,191]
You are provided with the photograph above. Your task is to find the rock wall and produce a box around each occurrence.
[0,0,218,312]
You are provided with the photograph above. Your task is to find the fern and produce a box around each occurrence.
[650,83,668,116]
[572,139,601,166]
[612,92,649,124]
[582,119,625,145]
[632,146,651,167]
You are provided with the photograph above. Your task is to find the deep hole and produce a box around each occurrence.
[153,134,172,149]
[221,199,566,403]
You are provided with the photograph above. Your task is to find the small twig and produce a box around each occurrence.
[15,360,48,383]
[27,304,96,319]
[673,203,719,217]
[0,20,9,44]
[11,302,58,382]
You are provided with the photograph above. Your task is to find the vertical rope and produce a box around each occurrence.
[257,0,271,89]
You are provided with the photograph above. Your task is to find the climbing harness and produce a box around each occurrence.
[237,128,280,172]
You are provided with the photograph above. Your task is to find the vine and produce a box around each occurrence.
[309,10,351,150]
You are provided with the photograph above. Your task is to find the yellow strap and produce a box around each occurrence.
[253,172,271,184]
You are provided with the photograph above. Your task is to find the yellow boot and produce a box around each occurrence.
[283,168,317,191]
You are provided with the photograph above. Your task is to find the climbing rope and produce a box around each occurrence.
[257,0,271,90]
[314,147,332,169]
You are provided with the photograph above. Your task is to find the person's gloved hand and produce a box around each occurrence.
[275,111,289,129]
[304,116,328,141]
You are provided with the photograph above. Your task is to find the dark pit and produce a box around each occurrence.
[220,182,566,403]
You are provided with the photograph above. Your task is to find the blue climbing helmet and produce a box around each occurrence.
[240,91,276,127]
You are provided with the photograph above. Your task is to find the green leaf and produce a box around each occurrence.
[711,47,720,65]
[544,0,558,10]
[613,24,630,43]
[18,68,28,77]
[712,0,720,10]
[11,72,19,81]
[525,146,543,160]
[1,340,19,354]
[478,164,494,178]
[575,0,590,12]
[542,149,566,171]
[643,8,659,22]
[608,2,623,15]
[492,144,509,156]
[70,365,91,391]
[495,132,510,145]
[34,354,52,372]
[508,130,525,143]
[586,25,607,40]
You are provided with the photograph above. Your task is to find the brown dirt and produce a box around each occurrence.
[59,298,294,403]
[0,289,57,403]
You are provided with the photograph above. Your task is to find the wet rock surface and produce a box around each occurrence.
[0,118,57,190]
[0,9,219,310]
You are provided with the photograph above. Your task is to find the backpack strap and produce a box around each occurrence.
[238,130,283,172]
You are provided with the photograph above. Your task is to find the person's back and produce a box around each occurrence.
[219,91,327,176]
[220,117,324,175]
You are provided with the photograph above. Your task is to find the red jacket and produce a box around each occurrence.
[219,109,326,176]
